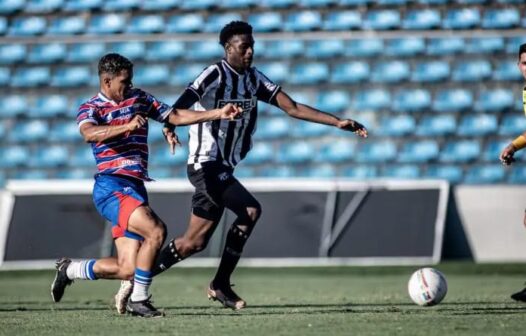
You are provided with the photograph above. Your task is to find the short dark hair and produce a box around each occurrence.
[98,53,133,77]
[219,21,253,47]
[519,43,526,59]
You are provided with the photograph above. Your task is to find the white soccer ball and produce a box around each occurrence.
[408,267,448,306]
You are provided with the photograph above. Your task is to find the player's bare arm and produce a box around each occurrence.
[500,132,526,166]
[275,91,368,138]
[166,103,241,126]
[79,114,147,143]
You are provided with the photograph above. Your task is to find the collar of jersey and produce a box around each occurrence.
[98,92,119,106]
[222,59,245,77]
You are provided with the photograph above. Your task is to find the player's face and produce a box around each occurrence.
[518,53,526,80]
[103,69,133,103]
[225,34,254,72]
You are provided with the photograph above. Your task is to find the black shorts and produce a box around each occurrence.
[187,162,260,222]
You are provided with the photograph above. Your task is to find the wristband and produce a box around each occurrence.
[512,135,526,150]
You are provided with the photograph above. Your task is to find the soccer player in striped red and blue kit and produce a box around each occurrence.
[50,53,241,317]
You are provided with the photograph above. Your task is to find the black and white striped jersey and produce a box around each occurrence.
[182,59,281,168]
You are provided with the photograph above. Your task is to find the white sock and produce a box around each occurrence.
[66,260,97,280]
[130,268,152,302]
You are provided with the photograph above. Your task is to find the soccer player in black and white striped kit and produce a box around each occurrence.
[119,21,368,310]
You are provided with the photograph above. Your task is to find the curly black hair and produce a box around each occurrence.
[98,53,133,76]
[520,43,526,60]
[219,21,253,47]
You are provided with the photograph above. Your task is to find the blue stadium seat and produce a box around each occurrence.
[170,63,206,86]
[150,145,189,166]
[0,122,4,139]
[64,0,102,11]
[263,40,304,59]
[243,143,274,165]
[377,0,407,3]
[50,121,82,142]
[110,41,146,61]
[424,165,463,183]
[260,0,295,7]
[411,61,450,83]
[235,166,256,178]
[0,95,28,118]
[180,0,215,10]
[493,60,522,81]
[56,168,93,180]
[25,0,64,13]
[382,165,420,179]
[300,164,337,178]
[416,114,457,136]
[0,44,26,64]
[66,42,105,63]
[341,165,377,179]
[300,0,337,6]
[0,146,30,168]
[140,0,180,10]
[402,9,441,30]
[102,0,140,11]
[166,14,204,33]
[256,63,288,84]
[452,60,492,82]
[27,43,66,64]
[11,67,50,87]
[499,115,526,136]
[457,114,498,136]
[0,17,6,35]
[330,61,369,84]
[483,139,509,162]
[70,146,95,167]
[392,89,431,113]
[0,0,25,14]
[439,140,481,163]
[314,90,351,113]
[12,169,48,180]
[285,11,322,31]
[254,117,290,139]
[290,63,328,85]
[292,120,331,138]
[506,36,526,54]
[323,11,361,31]
[427,37,465,55]
[466,37,504,54]
[126,15,164,34]
[346,39,383,57]
[47,16,86,35]
[204,13,242,33]
[9,120,49,143]
[508,166,526,184]
[87,14,126,34]
[482,9,520,29]
[0,67,10,86]
[134,65,170,87]
[338,0,373,4]
[355,141,397,163]
[185,41,223,61]
[433,89,473,113]
[377,115,416,137]
[276,142,315,164]
[398,140,439,163]
[8,16,47,36]
[29,95,69,118]
[147,121,165,143]
[363,10,400,30]
[371,60,409,83]
[221,0,258,8]
[442,8,480,29]
[315,140,355,163]
[249,12,283,32]
[29,145,69,168]
[259,166,295,178]
[51,66,91,87]
[146,41,184,61]
[386,38,425,57]
[464,165,505,184]
[306,40,345,59]
[353,89,390,111]
[475,89,514,112]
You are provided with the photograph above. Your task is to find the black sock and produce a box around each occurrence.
[213,225,249,287]
[151,240,184,276]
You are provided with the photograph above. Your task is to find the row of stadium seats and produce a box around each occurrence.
[2,7,526,36]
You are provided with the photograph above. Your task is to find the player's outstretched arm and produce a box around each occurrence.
[500,133,526,166]
[80,114,146,143]
[166,103,242,126]
[275,91,368,138]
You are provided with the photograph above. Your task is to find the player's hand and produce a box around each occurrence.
[127,114,147,131]
[219,103,242,120]
[500,144,516,166]
[163,125,181,155]
[337,119,368,138]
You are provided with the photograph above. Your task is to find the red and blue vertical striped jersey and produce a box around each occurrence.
[76,88,172,181]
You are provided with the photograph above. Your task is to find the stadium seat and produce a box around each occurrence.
[499,114,526,136]
[466,37,504,54]
[475,89,514,112]
[482,9,520,29]
[439,140,481,163]
[50,121,82,142]
[398,140,439,163]
[27,43,66,64]
[506,36,526,54]
[297,164,335,178]
[259,165,295,178]
[0,17,7,35]
[47,16,86,35]
[11,67,50,87]
[29,145,69,168]
[323,11,361,31]
[290,63,329,85]
[204,13,242,33]
[0,0,25,14]
[411,61,450,83]
[363,10,401,30]
[0,122,4,139]
[260,0,295,7]
[315,140,355,163]
[166,14,204,33]
[377,115,416,137]
[416,114,457,136]
[145,41,184,61]
[330,61,369,84]
[371,60,409,83]
[180,0,215,10]
[338,0,373,4]
[382,165,420,179]
[12,169,48,180]
[402,9,441,30]
[341,165,377,179]
[262,40,304,59]
[0,95,28,118]
[51,66,91,87]
[102,0,140,11]
[314,90,351,114]
[457,114,498,136]
[25,0,64,13]
[353,89,390,111]
[508,166,526,184]
[254,117,290,139]
[464,165,505,184]
[483,139,509,162]
[433,89,473,113]
[185,41,223,60]
[276,142,315,164]
[9,120,49,143]
[140,0,180,10]
[29,95,69,118]
[0,146,30,168]
[300,0,337,6]
[355,141,397,163]
[221,0,258,8]
[235,166,256,178]
[8,16,47,36]
[87,14,126,34]
[392,89,431,113]
[427,37,465,55]
[377,0,407,3]
[306,40,345,59]
[243,143,274,165]
[345,39,383,57]
[0,67,10,86]
[134,65,170,86]
[150,145,189,166]
[452,60,492,82]
[292,120,331,138]
[424,165,463,183]
[248,12,283,32]
[0,44,26,64]
[442,8,480,29]
[170,63,206,86]
[256,63,289,84]
[109,41,146,61]
[64,0,102,11]
[66,42,105,63]
[70,146,95,167]
[386,38,425,57]
[126,15,164,34]
[493,60,522,81]
[285,11,322,31]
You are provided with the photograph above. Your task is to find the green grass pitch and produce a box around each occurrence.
[1,263,526,335]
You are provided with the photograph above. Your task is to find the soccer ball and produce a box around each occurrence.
[407,267,447,306]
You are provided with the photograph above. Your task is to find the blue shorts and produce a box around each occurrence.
[93,174,148,241]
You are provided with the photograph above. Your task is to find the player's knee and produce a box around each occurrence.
[246,203,262,223]
[145,223,165,248]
